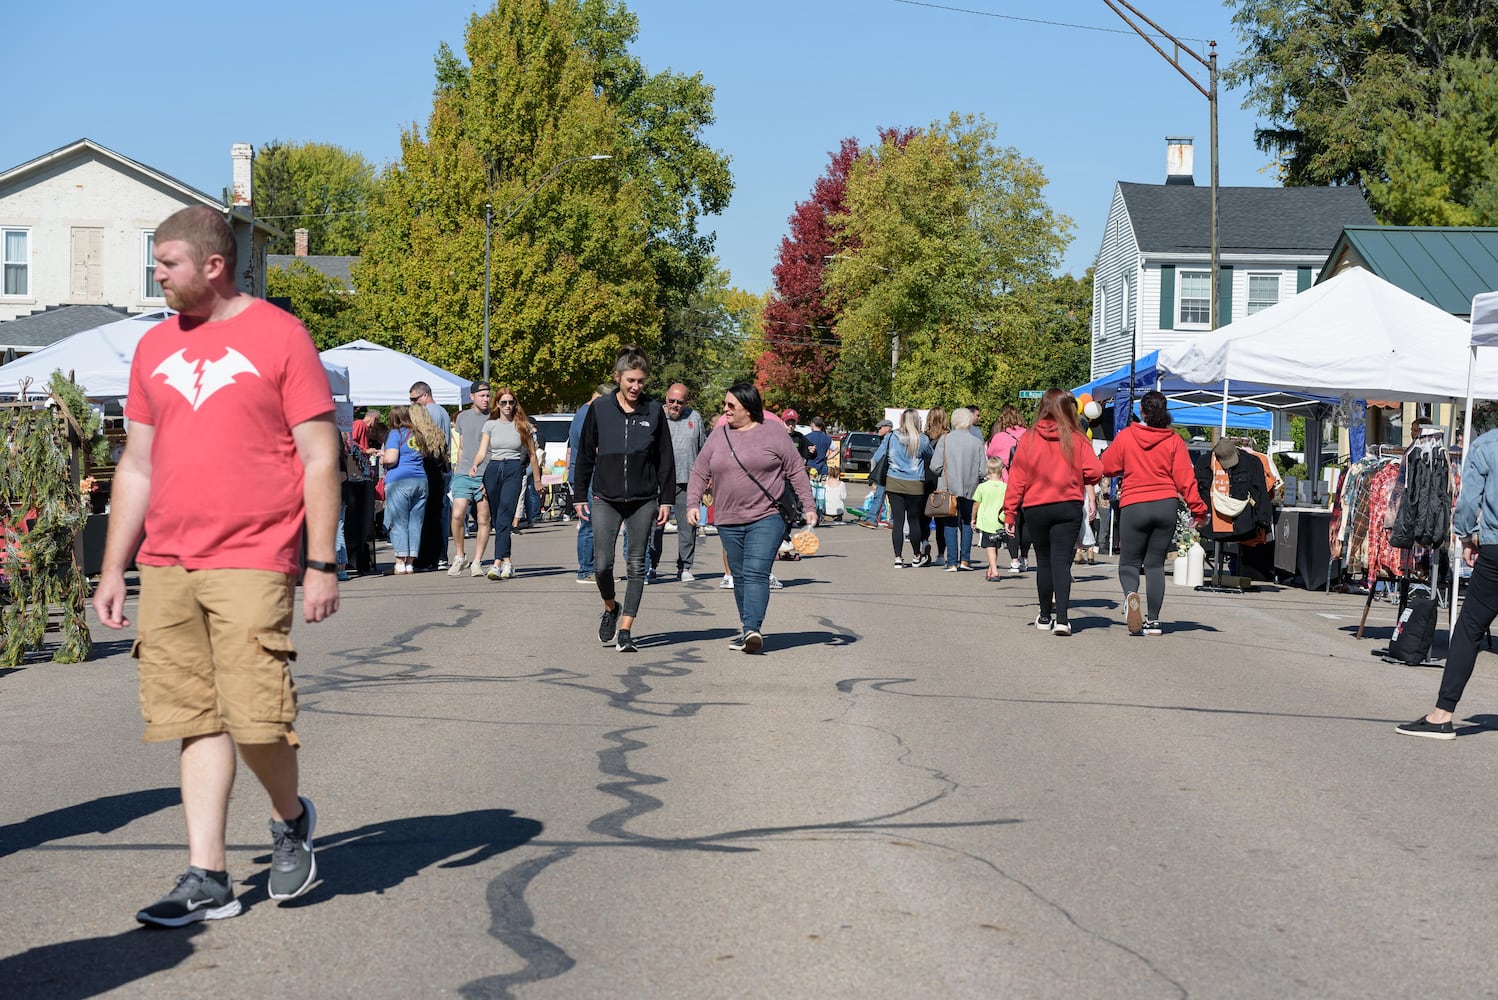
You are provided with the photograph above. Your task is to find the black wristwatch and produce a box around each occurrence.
[304,560,339,574]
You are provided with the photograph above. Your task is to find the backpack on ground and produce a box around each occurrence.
[1380,598,1438,665]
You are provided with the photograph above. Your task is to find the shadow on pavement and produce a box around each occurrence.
[0,787,180,860]
[767,629,859,651]
[252,808,543,905]
[0,924,206,999]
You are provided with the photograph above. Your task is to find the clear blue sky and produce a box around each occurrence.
[7,0,1273,295]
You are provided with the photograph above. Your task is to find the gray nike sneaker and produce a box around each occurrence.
[268,795,318,901]
[136,867,241,927]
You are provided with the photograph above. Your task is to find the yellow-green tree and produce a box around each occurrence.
[826,113,1072,415]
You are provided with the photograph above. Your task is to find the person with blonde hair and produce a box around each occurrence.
[1003,389,1103,635]
[469,387,541,580]
[381,406,440,574]
[870,408,933,567]
[929,407,987,570]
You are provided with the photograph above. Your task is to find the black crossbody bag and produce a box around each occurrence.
[721,425,806,527]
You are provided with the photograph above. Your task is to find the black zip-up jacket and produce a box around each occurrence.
[574,392,675,508]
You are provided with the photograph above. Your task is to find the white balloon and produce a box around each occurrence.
[1083,400,1103,420]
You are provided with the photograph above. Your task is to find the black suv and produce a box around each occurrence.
[840,432,882,478]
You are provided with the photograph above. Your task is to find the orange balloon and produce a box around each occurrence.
[1075,392,1093,409]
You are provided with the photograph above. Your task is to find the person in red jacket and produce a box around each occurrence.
[1101,391,1208,636]
[1003,389,1103,635]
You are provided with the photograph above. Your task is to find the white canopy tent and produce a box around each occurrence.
[1160,266,1498,402]
[319,339,470,407]
[0,310,354,429]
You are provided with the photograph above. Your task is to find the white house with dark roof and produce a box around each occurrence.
[0,138,281,333]
[1090,139,1376,377]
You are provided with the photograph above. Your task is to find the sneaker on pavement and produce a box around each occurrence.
[768,574,783,590]
[499,560,514,580]
[720,575,734,589]
[663,521,678,534]
[894,558,907,569]
[943,564,959,572]
[486,563,502,581]
[437,559,450,571]
[1396,716,1455,740]
[741,630,763,654]
[1018,559,1029,573]
[136,867,241,926]
[1034,613,1053,631]
[728,633,747,651]
[447,557,467,577]
[576,573,594,584]
[472,560,486,578]
[616,628,638,652]
[1142,620,1164,636]
[1125,592,1143,635]
[679,569,696,582]
[1009,559,1022,573]
[1051,620,1073,637]
[704,525,719,535]
[598,606,621,644]
[268,796,318,901]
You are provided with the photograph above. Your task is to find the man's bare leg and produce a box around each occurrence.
[181,732,236,872]
[238,738,303,822]
[450,497,470,562]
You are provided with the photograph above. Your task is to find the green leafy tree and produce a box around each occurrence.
[1366,56,1498,224]
[654,267,759,407]
[353,1,731,408]
[253,141,381,255]
[1225,0,1498,187]
[267,260,358,350]
[992,272,1094,407]
[825,113,1072,415]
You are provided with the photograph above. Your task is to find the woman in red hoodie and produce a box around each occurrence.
[1100,391,1208,636]
[1003,389,1103,635]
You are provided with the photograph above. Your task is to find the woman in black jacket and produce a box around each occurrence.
[573,346,675,652]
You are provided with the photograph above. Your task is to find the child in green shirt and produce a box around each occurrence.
[972,457,1008,581]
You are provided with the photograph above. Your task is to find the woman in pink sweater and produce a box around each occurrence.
[688,383,816,654]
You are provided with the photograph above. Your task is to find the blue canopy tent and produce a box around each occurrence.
[1072,352,1274,433]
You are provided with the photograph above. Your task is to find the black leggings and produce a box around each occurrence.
[1005,519,1031,561]
[1023,501,1084,622]
[887,491,928,560]
[1118,498,1178,620]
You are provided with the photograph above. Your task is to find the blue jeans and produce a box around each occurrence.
[717,514,785,634]
[576,493,595,578]
[383,476,428,559]
[942,497,975,566]
[336,499,348,565]
[483,458,525,561]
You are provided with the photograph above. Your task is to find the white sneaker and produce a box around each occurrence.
[663,521,678,534]
[499,561,514,580]
[679,569,695,582]
[1008,559,1022,573]
[768,574,783,590]
[720,575,734,589]
[704,525,719,535]
[471,560,486,577]
[447,557,467,577]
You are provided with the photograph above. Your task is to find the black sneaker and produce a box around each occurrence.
[1396,716,1456,740]
[616,628,638,652]
[1142,620,1164,636]
[741,630,763,654]
[268,795,318,900]
[1033,613,1053,631]
[598,605,620,644]
[136,867,241,926]
[728,633,747,651]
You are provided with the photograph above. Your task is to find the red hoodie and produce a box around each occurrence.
[1100,423,1207,518]
[1002,419,1103,526]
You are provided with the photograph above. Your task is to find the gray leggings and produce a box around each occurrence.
[591,498,656,618]
[1118,498,1179,620]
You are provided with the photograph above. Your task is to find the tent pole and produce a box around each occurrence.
[1221,379,1230,436]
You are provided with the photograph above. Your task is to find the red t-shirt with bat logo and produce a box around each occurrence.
[125,299,333,573]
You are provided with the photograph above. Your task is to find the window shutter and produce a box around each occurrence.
[1159,265,1175,330]
[1217,265,1233,327]
[1297,266,1313,292]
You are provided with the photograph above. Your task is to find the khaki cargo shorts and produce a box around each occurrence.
[132,565,302,746]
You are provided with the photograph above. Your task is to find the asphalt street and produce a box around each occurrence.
[3,494,1497,999]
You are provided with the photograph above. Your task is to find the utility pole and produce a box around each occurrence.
[1103,1,1220,334]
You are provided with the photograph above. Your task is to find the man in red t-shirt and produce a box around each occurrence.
[93,205,341,927]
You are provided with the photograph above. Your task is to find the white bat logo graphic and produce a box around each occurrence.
[151,348,261,410]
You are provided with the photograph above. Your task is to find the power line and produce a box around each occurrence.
[892,0,1210,47]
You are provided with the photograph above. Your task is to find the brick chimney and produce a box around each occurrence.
[1165,136,1195,186]
[231,143,254,207]
[294,228,309,256]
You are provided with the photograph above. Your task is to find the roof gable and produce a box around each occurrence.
[268,255,357,291]
[1323,226,1498,317]
[1117,183,1375,255]
[0,304,133,350]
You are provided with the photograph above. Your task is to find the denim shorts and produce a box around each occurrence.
[451,473,485,502]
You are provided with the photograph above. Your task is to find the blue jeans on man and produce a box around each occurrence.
[717,514,785,634]
[576,492,594,580]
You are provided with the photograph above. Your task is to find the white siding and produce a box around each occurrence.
[1090,185,1140,377]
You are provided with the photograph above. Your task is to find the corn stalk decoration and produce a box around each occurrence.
[0,373,110,664]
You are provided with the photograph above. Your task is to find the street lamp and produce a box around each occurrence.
[481,153,613,382]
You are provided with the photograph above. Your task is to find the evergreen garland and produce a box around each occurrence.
[0,373,107,664]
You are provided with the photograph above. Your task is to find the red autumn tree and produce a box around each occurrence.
[758,129,916,419]
[756,138,862,415]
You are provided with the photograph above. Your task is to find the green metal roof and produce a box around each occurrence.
[1322,226,1498,317]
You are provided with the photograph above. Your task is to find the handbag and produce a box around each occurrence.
[923,436,957,517]
[722,425,807,527]
[1211,491,1250,518]
[870,444,890,487]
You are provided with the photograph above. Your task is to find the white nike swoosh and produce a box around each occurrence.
[186,897,221,911]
